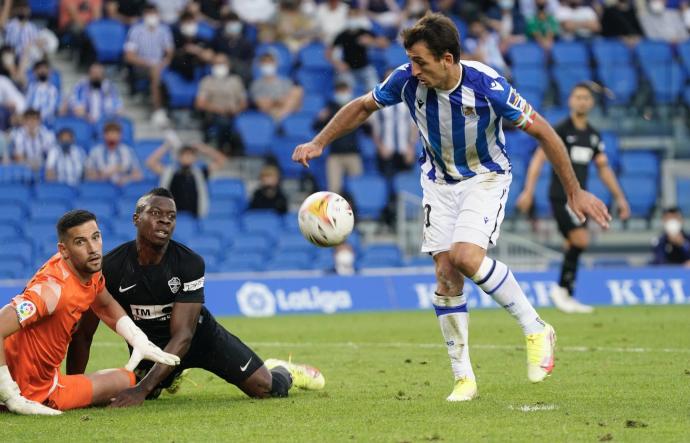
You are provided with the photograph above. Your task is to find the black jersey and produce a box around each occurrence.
[549,117,604,201]
[103,240,205,347]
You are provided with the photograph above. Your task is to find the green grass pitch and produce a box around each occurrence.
[2,306,689,442]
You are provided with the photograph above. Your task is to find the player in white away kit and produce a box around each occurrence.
[292,14,611,401]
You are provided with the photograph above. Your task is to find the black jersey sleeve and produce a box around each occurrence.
[177,250,205,303]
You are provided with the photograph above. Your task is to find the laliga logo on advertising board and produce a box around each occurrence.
[236,282,353,317]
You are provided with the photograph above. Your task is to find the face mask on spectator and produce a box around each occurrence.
[144,14,159,28]
[260,63,277,77]
[37,73,49,82]
[334,91,352,106]
[1,52,14,67]
[499,0,515,9]
[59,141,72,152]
[664,218,682,236]
[181,22,197,37]
[649,0,665,14]
[225,21,242,35]
[90,79,102,89]
[334,248,355,275]
[105,138,118,148]
[212,64,229,78]
[16,11,29,21]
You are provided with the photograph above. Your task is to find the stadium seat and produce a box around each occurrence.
[540,107,569,125]
[226,234,272,255]
[0,223,19,241]
[111,219,135,238]
[162,70,200,109]
[597,65,637,105]
[0,183,31,204]
[0,259,28,279]
[220,253,265,272]
[392,171,422,198]
[34,183,77,202]
[116,198,139,217]
[208,178,246,201]
[587,169,612,207]
[552,41,589,66]
[29,200,70,223]
[29,0,58,18]
[533,170,552,217]
[52,116,93,149]
[507,42,545,68]
[384,43,408,69]
[358,244,403,268]
[679,40,690,75]
[0,203,26,224]
[295,68,334,95]
[235,111,275,156]
[172,217,199,243]
[73,199,116,220]
[635,40,673,66]
[552,66,593,104]
[270,136,307,178]
[102,234,130,254]
[23,222,57,244]
[301,94,326,117]
[276,233,313,254]
[199,218,241,241]
[676,178,690,213]
[78,181,120,200]
[511,66,549,96]
[264,251,313,271]
[312,252,335,271]
[345,174,389,220]
[121,180,158,198]
[645,62,684,104]
[619,151,659,178]
[281,112,315,140]
[0,165,33,184]
[187,237,224,258]
[504,128,538,158]
[619,175,657,217]
[86,19,127,63]
[0,239,33,265]
[196,21,216,42]
[207,198,243,220]
[297,42,331,70]
[592,39,632,67]
[600,131,620,171]
[241,210,283,236]
[283,212,301,232]
[95,116,134,145]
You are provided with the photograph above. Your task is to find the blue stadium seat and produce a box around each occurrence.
[134,139,165,161]
[301,94,326,117]
[0,183,31,204]
[162,70,200,109]
[297,42,331,70]
[552,66,593,104]
[0,165,33,184]
[34,183,77,202]
[0,239,33,265]
[600,131,620,171]
[684,85,690,108]
[73,199,116,221]
[283,212,301,232]
[23,222,57,244]
[504,128,538,158]
[592,39,632,66]
[295,68,334,95]
[116,198,139,217]
[220,253,265,272]
[312,252,335,271]
[265,251,313,271]
[255,42,293,77]
[384,43,408,69]
[392,171,422,198]
[102,234,130,254]
[172,217,199,244]
[276,233,313,254]
[199,219,241,240]
[86,19,127,63]
[508,42,545,68]
[196,21,216,42]
[540,107,569,125]
[121,180,158,198]
[52,116,93,149]
[208,178,246,201]
[619,175,657,217]
[0,203,26,224]
[235,111,275,156]
[281,112,315,140]
[645,62,684,104]
[270,136,307,178]
[29,0,58,18]
[345,174,389,220]
[226,234,272,255]
[635,40,673,66]
[511,66,549,95]
[241,210,282,236]
[406,255,433,267]
[597,65,637,105]
[533,166,552,217]
[78,181,119,200]
[187,237,223,258]
[207,198,243,219]
[552,41,589,66]
[0,259,28,279]
[95,116,134,145]
[29,200,70,223]
[111,219,135,238]
[0,224,19,241]
[679,40,690,75]
[519,88,543,111]
[358,244,403,268]
[619,151,659,178]
[587,169,612,207]
[676,177,690,214]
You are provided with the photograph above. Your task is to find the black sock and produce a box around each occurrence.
[269,367,292,398]
[559,246,583,296]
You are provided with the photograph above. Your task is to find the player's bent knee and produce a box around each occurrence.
[448,246,484,276]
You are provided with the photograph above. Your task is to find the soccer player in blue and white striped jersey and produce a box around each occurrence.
[293,13,611,402]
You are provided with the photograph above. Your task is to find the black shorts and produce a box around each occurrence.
[550,199,587,237]
[135,311,264,391]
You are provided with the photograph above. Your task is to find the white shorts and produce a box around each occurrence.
[420,172,512,254]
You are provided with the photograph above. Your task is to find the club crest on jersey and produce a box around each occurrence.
[15,300,36,322]
[463,106,476,118]
[168,277,181,294]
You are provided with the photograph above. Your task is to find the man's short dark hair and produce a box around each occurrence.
[402,13,461,63]
[103,121,122,133]
[135,187,174,214]
[663,206,682,216]
[23,109,41,119]
[142,3,157,12]
[33,59,49,70]
[57,127,74,138]
[572,82,595,96]
[57,210,97,241]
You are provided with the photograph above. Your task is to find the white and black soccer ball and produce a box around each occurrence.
[298,191,354,247]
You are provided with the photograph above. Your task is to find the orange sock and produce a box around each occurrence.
[119,368,136,386]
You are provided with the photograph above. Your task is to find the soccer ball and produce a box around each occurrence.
[298,192,354,247]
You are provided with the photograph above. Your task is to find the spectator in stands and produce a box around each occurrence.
[105,0,146,24]
[262,0,316,54]
[195,53,247,156]
[519,0,560,19]
[329,8,386,93]
[233,0,276,25]
[212,12,254,86]
[146,139,227,218]
[0,44,23,85]
[313,80,362,193]
[0,72,26,129]
[85,121,142,184]
[370,88,418,179]
[651,207,690,266]
[601,0,643,44]
[315,0,350,45]
[525,0,560,50]
[359,0,402,34]
[250,51,304,122]
[25,59,59,122]
[249,163,288,215]
[464,20,509,75]
[44,128,87,186]
[197,0,229,23]
[0,0,39,59]
[59,0,102,63]
[10,109,55,171]
[124,3,174,127]
[636,0,688,42]
[65,62,123,123]
[170,11,214,81]
[483,0,528,43]
[555,0,601,39]
[151,0,189,24]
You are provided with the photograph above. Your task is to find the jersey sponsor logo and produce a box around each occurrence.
[119,283,137,293]
[168,277,181,294]
[489,80,504,91]
[15,300,36,323]
[183,276,204,292]
[130,303,174,321]
[570,145,594,164]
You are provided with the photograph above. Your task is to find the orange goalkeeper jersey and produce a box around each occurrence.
[3,253,105,402]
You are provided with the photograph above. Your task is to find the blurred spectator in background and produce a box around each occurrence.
[601,0,643,44]
[44,128,87,186]
[0,1,39,59]
[195,52,247,156]
[526,0,560,50]
[249,163,288,215]
[483,0,527,45]
[464,19,509,75]
[651,207,690,266]
[151,0,189,24]
[313,80,362,193]
[262,0,316,54]
[233,0,276,25]
[105,0,146,24]
[250,51,303,122]
[146,138,227,218]
[212,12,254,85]
[85,121,142,184]
[401,0,428,28]
[370,93,417,179]
[315,0,349,45]
[10,109,54,171]
[636,0,688,42]
[329,8,386,93]
[196,0,230,23]
[65,62,123,122]
[25,59,59,122]
[0,44,23,84]
[519,0,560,19]
[555,0,601,40]
[0,70,26,128]
[333,242,355,275]
[359,0,402,36]
[59,0,102,63]
[170,11,214,81]
[124,3,174,127]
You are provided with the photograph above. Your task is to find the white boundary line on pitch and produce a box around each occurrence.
[91,341,690,353]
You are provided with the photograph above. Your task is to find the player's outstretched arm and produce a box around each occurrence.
[0,305,61,415]
[515,147,546,214]
[292,92,380,167]
[110,302,201,408]
[525,114,611,229]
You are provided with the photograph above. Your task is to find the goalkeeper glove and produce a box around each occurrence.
[115,316,181,371]
[0,365,61,416]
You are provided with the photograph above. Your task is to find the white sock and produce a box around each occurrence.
[471,257,545,335]
[433,293,475,381]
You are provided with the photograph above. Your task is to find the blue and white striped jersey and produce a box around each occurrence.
[373,60,536,184]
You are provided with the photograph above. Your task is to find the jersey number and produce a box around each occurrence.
[424,204,431,228]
